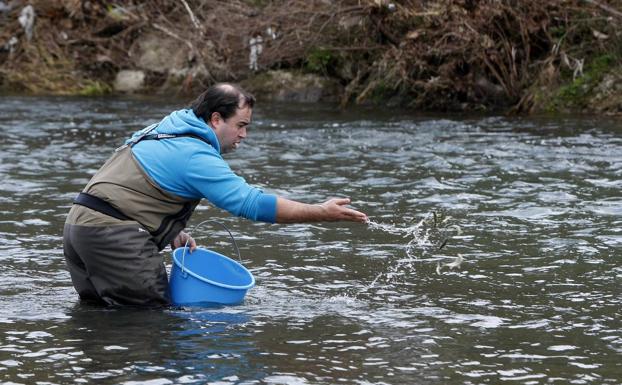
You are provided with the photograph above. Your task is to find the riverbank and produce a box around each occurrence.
[1,0,621,114]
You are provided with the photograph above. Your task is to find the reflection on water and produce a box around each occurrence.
[0,96,620,384]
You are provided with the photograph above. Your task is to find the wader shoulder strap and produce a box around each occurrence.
[116,123,213,152]
[139,133,213,146]
[115,123,159,152]
[73,192,131,221]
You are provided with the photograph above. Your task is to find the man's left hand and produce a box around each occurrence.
[171,231,197,252]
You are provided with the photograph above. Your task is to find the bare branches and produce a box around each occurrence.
[180,0,201,31]
[0,0,618,111]
[152,23,193,50]
[584,0,622,19]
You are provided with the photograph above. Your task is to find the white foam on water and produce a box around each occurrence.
[362,212,463,291]
[365,211,456,258]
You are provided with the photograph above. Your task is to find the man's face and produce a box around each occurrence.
[210,105,252,154]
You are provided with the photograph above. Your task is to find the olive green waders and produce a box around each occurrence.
[63,219,170,306]
[63,130,203,306]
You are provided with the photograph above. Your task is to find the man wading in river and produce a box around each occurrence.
[63,83,368,306]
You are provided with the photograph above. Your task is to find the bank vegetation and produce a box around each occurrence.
[0,0,621,114]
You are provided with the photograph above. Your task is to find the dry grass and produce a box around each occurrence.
[0,0,619,110]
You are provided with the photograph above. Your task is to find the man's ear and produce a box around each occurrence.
[209,112,222,127]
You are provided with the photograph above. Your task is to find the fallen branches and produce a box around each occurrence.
[584,0,622,19]
[0,0,619,112]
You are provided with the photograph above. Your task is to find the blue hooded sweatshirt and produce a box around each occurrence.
[128,109,277,223]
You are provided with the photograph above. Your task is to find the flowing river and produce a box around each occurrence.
[0,96,620,384]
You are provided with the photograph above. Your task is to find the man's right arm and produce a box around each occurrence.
[186,150,367,224]
[275,197,367,224]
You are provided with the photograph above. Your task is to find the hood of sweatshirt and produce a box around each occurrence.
[127,109,221,153]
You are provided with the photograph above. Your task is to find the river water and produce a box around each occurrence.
[0,96,620,384]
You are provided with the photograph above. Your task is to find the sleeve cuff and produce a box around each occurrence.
[256,194,277,223]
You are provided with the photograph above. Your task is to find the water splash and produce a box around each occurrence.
[363,212,463,291]
[366,211,457,258]
[436,254,464,275]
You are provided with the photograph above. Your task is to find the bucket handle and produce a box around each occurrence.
[180,220,242,276]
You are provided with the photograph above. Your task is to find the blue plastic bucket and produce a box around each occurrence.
[169,247,255,307]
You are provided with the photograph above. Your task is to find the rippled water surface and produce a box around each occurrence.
[0,96,620,384]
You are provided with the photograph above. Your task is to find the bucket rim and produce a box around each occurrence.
[172,247,255,290]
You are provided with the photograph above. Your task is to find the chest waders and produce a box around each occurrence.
[63,126,211,306]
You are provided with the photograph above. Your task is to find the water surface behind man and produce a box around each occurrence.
[0,96,620,384]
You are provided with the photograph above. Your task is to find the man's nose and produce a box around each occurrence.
[239,126,247,138]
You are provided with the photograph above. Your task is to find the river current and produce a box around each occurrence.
[0,96,620,384]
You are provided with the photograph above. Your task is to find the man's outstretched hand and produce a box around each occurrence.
[319,198,368,223]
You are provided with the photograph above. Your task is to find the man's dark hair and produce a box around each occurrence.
[191,83,255,122]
